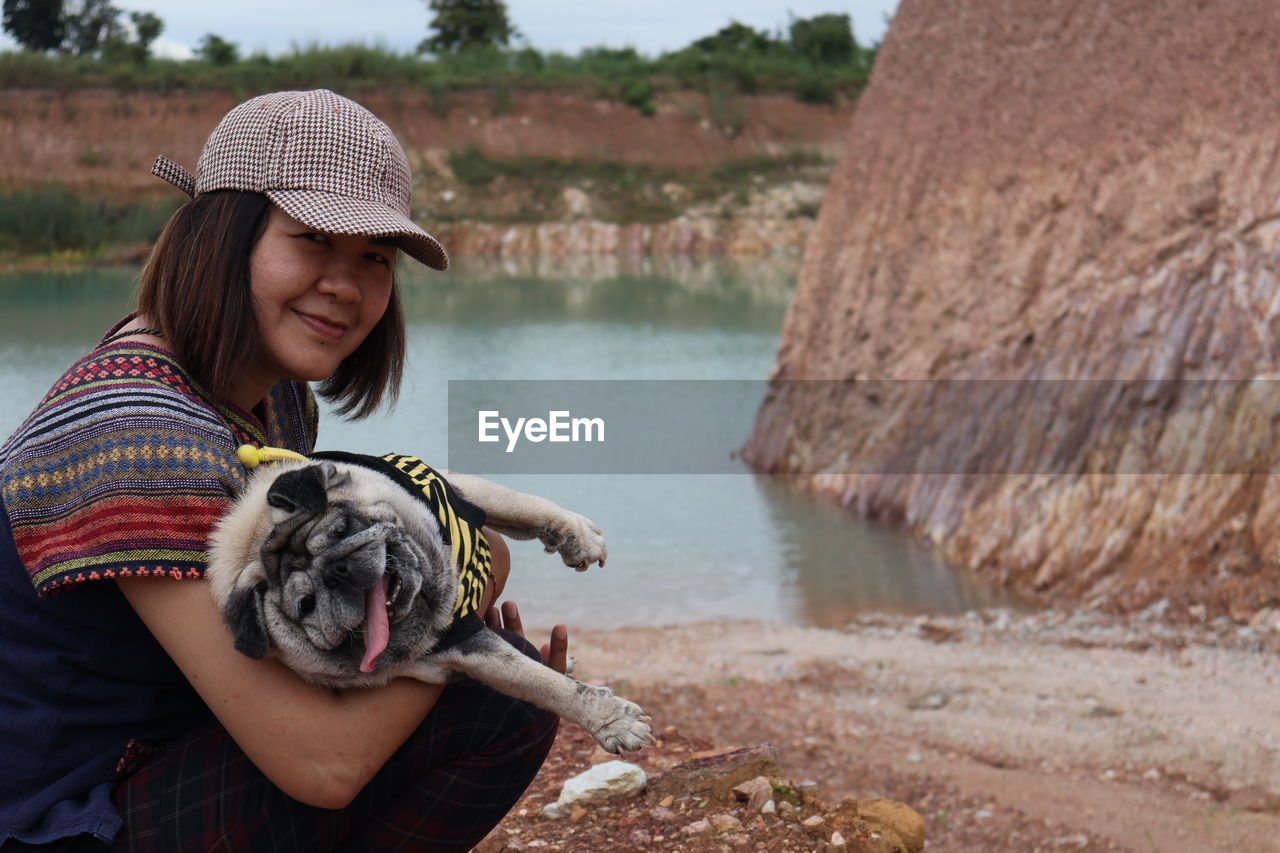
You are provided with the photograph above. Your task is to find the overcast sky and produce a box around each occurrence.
[0,2,899,59]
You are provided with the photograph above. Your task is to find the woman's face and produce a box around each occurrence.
[246,206,397,390]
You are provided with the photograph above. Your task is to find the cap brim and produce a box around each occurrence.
[267,189,449,271]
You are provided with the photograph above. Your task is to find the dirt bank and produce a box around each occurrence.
[0,88,847,261]
[0,89,852,196]
[494,612,1280,852]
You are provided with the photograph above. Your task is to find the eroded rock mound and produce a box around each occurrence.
[744,0,1280,617]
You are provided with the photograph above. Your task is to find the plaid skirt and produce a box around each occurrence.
[6,629,558,853]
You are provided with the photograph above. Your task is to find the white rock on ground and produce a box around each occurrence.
[541,761,647,818]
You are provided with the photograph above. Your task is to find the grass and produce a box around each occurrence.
[436,147,834,224]
[0,186,179,256]
[435,148,685,224]
[447,147,832,189]
[770,781,799,799]
[707,86,745,136]
[0,149,833,257]
[708,149,832,182]
[448,147,662,190]
[0,42,873,104]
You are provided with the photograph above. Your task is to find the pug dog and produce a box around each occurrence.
[207,450,654,754]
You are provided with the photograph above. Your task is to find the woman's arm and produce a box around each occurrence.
[119,576,444,810]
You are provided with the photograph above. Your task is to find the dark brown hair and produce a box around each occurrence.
[137,190,405,420]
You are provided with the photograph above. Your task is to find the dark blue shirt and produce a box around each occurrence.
[0,500,211,845]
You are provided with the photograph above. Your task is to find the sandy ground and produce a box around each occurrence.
[493,610,1280,852]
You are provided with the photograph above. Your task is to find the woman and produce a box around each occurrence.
[0,89,566,851]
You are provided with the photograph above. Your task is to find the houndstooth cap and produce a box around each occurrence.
[151,89,447,270]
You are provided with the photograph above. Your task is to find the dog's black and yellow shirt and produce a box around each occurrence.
[310,451,493,651]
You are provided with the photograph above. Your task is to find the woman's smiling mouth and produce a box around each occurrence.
[295,310,347,340]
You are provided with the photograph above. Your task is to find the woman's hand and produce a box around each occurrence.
[484,600,570,675]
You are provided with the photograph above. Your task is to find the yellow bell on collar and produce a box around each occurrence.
[236,444,308,469]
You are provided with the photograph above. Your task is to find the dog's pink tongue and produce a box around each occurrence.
[359,576,390,673]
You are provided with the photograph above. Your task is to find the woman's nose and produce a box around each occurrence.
[315,259,361,302]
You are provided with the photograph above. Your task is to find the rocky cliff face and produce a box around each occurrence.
[744,0,1280,619]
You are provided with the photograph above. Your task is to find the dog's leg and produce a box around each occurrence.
[442,472,607,570]
[415,630,654,754]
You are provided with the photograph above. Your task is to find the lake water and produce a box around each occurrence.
[0,258,1020,629]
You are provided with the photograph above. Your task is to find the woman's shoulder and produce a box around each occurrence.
[60,340,206,405]
[19,340,206,421]
[2,345,251,487]
[0,342,252,597]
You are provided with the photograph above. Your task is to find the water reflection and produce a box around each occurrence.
[437,253,804,293]
[755,477,1022,627]
[398,254,795,332]
[0,267,137,341]
[0,258,1018,629]
[0,269,138,420]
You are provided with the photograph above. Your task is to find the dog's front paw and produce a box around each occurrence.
[594,698,655,754]
[540,512,607,571]
[577,685,655,753]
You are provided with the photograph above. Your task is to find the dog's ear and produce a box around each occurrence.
[224,581,270,659]
[316,461,350,491]
[266,465,329,517]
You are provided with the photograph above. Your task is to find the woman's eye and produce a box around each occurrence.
[297,232,327,244]
[365,252,391,267]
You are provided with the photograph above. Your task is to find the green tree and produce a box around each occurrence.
[788,13,856,65]
[61,0,122,55]
[130,9,159,48]
[690,20,774,55]
[419,0,515,54]
[2,0,65,52]
[111,9,161,62]
[195,32,238,65]
[67,4,162,63]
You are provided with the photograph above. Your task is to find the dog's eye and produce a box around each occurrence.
[331,516,346,536]
[298,594,316,617]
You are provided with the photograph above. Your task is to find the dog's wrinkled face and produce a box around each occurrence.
[216,462,457,683]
